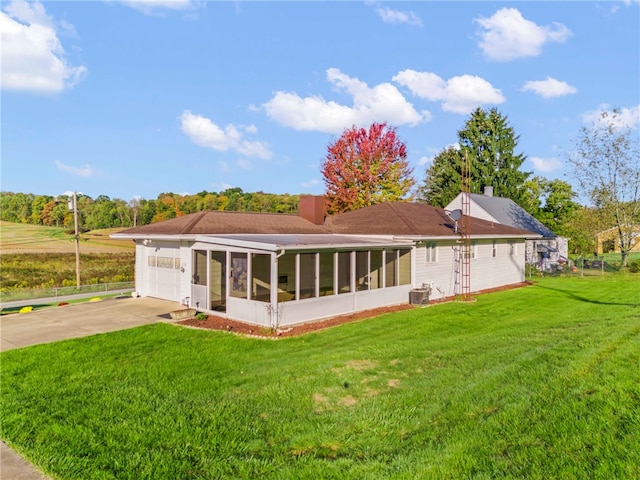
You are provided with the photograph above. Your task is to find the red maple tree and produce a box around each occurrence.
[321,122,414,214]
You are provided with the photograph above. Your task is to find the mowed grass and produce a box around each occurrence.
[1,275,639,479]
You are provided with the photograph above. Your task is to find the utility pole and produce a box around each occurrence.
[69,192,81,288]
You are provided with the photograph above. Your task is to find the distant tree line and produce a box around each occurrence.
[0,188,301,231]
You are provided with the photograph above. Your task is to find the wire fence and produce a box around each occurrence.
[0,282,135,303]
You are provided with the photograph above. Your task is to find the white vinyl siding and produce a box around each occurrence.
[414,239,526,301]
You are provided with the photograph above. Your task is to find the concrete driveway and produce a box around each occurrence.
[0,296,184,352]
[1,296,185,479]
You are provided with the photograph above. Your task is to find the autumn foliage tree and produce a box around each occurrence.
[321,122,414,214]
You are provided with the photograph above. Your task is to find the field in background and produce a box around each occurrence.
[0,222,135,291]
[0,221,134,254]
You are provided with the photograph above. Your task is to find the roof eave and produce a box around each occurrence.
[110,233,197,242]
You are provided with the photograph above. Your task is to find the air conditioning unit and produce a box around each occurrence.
[409,288,430,305]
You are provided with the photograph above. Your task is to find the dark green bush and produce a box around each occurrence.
[628,259,640,273]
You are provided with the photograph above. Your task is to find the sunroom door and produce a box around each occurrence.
[192,250,227,312]
[191,250,208,310]
[209,251,226,311]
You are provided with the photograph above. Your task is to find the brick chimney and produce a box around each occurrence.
[299,195,326,225]
[484,186,494,197]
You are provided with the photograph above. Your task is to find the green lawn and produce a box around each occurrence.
[1,275,639,479]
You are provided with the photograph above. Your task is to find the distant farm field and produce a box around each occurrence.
[0,222,134,290]
[0,221,134,254]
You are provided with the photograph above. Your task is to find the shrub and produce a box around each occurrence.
[628,259,640,273]
[195,313,207,321]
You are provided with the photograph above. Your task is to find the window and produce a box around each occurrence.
[370,250,383,289]
[492,240,497,258]
[385,249,397,287]
[399,249,411,285]
[148,255,157,267]
[319,252,334,296]
[193,250,206,285]
[230,252,248,298]
[509,241,517,256]
[463,243,476,260]
[356,251,369,291]
[425,243,437,263]
[251,253,270,302]
[157,257,174,268]
[277,252,296,301]
[337,252,351,294]
[299,253,316,299]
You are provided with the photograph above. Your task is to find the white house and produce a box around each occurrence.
[446,187,568,272]
[112,196,539,328]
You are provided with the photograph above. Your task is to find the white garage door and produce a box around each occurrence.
[146,247,181,302]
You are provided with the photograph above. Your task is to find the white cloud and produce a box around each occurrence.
[393,69,505,114]
[417,156,432,166]
[237,158,251,170]
[530,156,562,173]
[375,6,422,26]
[301,179,320,189]
[522,77,577,99]
[180,111,272,159]
[263,68,427,134]
[474,8,572,61]
[582,104,640,129]
[114,0,203,15]
[55,160,96,177]
[1,0,87,93]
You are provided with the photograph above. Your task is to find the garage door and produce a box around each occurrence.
[146,247,181,301]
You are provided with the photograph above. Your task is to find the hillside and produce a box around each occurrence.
[0,221,134,254]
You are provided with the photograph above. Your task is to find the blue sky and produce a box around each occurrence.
[2,0,639,202]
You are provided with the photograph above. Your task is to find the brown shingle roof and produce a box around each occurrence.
[116,202,536,238]
[117,211,328,236]
[326,203,454,235]
[327,203,535,237]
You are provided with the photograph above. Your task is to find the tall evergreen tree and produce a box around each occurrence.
[419,108,532,211]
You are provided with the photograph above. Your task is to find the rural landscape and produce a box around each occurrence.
[1,191,639,478]
[2,1,639,479]
[1,104,639,480]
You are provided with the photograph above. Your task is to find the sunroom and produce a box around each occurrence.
[189,234,414,328]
